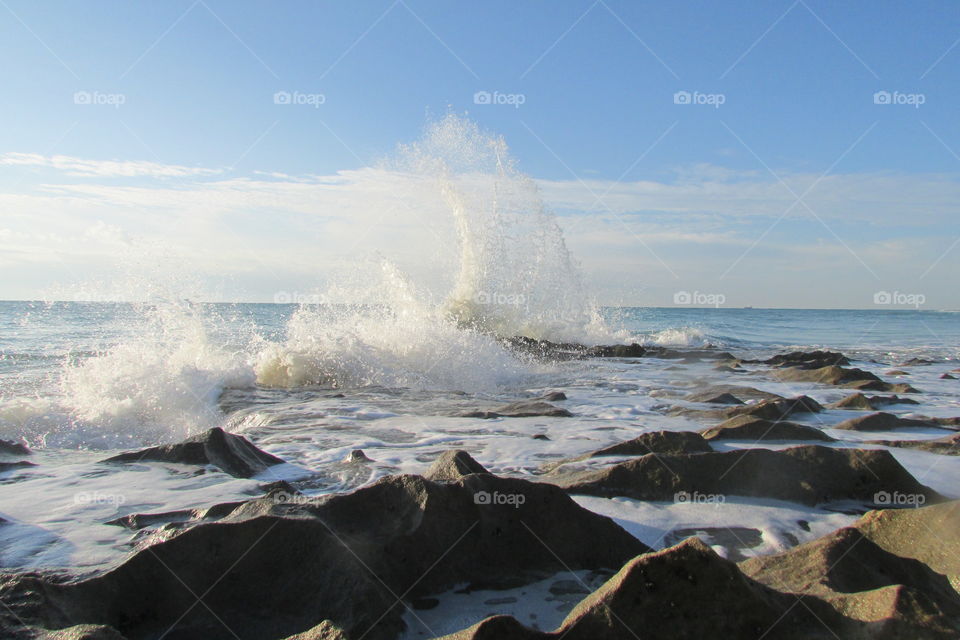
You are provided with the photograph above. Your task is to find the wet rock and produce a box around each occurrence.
[662,526,764,562]
[101,427,285,478]
[774,364,881,386]
[587,344,645,358]
[540,431,712,473]
[886,370,911,376]
[0,440,30,456]
[553,445,942,507]
[344,449,373,463]
[941,373,957,380]
[700,415,836,442]
[763,350,851,368]
[531,434,550,441]
[536,391,567,401]
[685,391,744,405]
[829,393,920,410]
[865,432,960,456]
[43,625,128,639]
[899,357,934,366]
[0,460,35,473]
[833,412,938,432]
[1,471,649,640]
[687,385,784,403]
[460,401,572,419]
[672,395,823,422]
[425,450,490,482]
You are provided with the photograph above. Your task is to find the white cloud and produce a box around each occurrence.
[0,152,223,178]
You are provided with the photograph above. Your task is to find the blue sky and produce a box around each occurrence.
[1,0,959,308]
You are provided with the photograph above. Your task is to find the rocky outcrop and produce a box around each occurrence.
[686,385,784,403]
[700,415,836,442]
[439,502,960,640]
[672,395,823,422]
[0,440,30,456]
[425,450,491,481]
[685,391,744,405]
[763,350,850,368]
[101,427,285,478]
[460,401,572,418]
[540,430,712,473]
[774,365,919,393]
[829,393,920,410]
[553,445,942,507]
[0,473,648,640]
[833,412,939,432]
[865,432,960,456]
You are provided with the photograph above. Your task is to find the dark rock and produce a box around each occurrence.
[774,364,882,386]
[1,473,649,640]
[833,412,938,432]
[531,434,550,441]
[0,460,35,473]
[686,385,784,403]
[672,395,823,422]
[886,370,910,376]
[587,343,645,358]
[662,526,764,562]
[899,358,934,366]
[764,350,850,368]
[701,415,836,442]
[460,401,572,419]
[686,391,744,405]
[536,391,567,402]
[101,427,285,478]
[344,449,373,463]
[540,431,712,474]
[0,440,30,456]
[941,373,957,380]
[411,598,440,611]
[425,450,490,482]
[829,393,920,410]
[553,445,942,507]
[865,432,960,456]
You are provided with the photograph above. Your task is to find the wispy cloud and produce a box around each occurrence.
[0,152,223,178]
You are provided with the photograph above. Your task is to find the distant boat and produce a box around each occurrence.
[743,306,754,309]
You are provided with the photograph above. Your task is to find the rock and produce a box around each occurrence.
[460,401,572,419]
[0,460,35,473]
[344,449,373,463]
[774,364,881,386]
[941,373,957,380]
[686,391,744,405]
[764,350,851,368]
[829,393,920,410]
[662,526,764,562]
[0,440,30,456]
[437,538,815,640]
[742,526,960,636]
[853,500,960,593]
[865,432,960,456]
[899,358,934,366]
[672,395,823,422]
[531,434,550,441]
[587,343,646,358]
[687,385,784,403]
[540,431,712,473]
[42,625,128,639]
[833,412,937,432]
[700,415,836,442]
[425,450,490,482]
[536,391,567,401]
[101,427,285,478]
[1,472,649,640]
[553,445,942,507]
[886,370,911,376]
[280,620,349,640]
